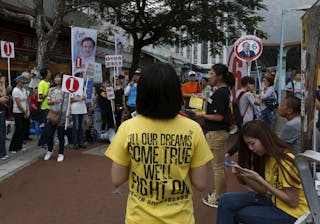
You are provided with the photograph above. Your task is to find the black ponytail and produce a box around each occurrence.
[211,64,235,88]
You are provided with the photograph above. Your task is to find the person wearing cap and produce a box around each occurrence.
[9,75,30,153]
[182,70,202,108]
[259,73,276,128]
[124,69,141,117]
[0,73,9,160]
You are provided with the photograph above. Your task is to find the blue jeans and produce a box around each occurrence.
[0,111,6,158]
[72,114,85,147]
[261,108,273,128]
[217,192,296,224]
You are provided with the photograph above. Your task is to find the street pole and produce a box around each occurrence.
[278,9,286,102]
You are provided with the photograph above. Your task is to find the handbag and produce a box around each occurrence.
[47,110,61,123]
[263,97,279,110]
[47,92,65,124]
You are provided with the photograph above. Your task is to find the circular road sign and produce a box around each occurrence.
[234,35,263,62]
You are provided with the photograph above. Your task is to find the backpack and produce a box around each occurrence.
[230,91,249,128]
[263,90,279,110]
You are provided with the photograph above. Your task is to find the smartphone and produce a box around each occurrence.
[224,159,246,170]
[224,158,233,167]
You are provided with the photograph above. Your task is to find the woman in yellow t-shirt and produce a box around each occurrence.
[106,63,213,224]
[217,120,309,224]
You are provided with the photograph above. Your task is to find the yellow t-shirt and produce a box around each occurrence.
[38,80,50,110]
[265,153,309,219]
[106,114,213,224]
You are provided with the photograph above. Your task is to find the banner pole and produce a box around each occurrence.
[65,95,71,130]
[8,57,11,86]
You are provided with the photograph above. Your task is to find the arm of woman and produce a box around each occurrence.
[190,163,209,192]
[259,177,299,207]
[236,172,268,193]
[196,113,224,121]
[111,161,129,188]
[237,168,299,207]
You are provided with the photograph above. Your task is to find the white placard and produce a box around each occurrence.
[62,75,84,95]
[1,41,15,58]
[106,86,115,100]
[105,55,123,68]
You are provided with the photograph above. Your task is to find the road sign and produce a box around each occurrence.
[75,57,82,68]
[105,55,123,68]
[234,35,263,63]
[62,75,84,95]
[1,41,15,58]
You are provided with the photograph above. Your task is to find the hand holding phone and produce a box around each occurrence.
[224,158,233,167]
[225,158,246,170]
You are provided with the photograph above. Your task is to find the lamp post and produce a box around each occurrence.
[277,6,310,101]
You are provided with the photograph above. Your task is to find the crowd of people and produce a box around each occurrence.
[0,67,143,162]
[0,61,311,223]
[105,62,310,224]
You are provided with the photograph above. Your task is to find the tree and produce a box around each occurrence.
[72,0,268,76]
[0,0,77,70]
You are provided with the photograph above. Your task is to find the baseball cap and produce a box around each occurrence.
[15,74,29,83]
[134,68,141,74]
[188,70,196,76]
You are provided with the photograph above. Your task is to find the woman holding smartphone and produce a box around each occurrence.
[217,120,309,224]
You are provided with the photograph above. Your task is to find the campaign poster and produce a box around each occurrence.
[85,62,103,83]
[234,35,263,63]
[114,34,125,76]
[227,45,250,96]
[71,27,97,75]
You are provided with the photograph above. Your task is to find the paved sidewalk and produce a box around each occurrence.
[0,134,109,182]
[0,138,45,182]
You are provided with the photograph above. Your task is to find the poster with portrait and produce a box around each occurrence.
[227,45,251,96]
[114,34,125,76]
[71,27,97,75]
[234,35,263,63]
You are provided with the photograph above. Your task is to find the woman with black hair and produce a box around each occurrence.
[43,73,69,162]
[195,64,235,208]
[217,120,309,224]
[259,73,276,128]
[105,62,213,224]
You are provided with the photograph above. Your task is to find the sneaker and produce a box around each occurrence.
[10,151,17,154]
[202,193,219,208]
[1,155,8,160]
[40,145,47,150]
[228,124,238,135]
[21,148,27,152]
[44,151,52,161]
[57,154,64,162]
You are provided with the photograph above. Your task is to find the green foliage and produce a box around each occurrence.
[84,0,268,53]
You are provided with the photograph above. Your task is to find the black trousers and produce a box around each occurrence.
[9,113,26,151]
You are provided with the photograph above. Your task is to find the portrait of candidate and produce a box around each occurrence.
[80,37,96,67]
[239,42,256,58]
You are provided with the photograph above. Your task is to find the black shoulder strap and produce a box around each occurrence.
[291,80,295,94]
[236,90,246,102]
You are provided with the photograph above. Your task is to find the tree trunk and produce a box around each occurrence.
[301,6,320,152]
[36,38,49,70]
[130,41,142,80]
